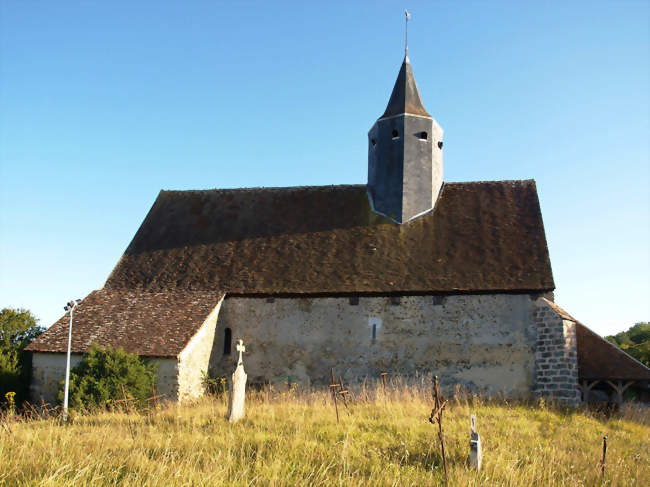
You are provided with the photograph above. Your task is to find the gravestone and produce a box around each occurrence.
[227,339,247,423]
[469,414,482,470]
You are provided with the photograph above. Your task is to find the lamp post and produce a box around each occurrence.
[62,299,81,421]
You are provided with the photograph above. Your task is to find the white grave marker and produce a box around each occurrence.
[469,413,482,470]
[227,339,247,423]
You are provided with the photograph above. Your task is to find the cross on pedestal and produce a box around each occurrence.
[236,339,246,365]
[228,339,247,423]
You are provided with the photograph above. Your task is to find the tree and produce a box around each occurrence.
[57,344,158,410]
[0,308,44,404]
[606,322,650,367]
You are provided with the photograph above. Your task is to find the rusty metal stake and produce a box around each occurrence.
[329,368,340,423]
[146,385,165,410]
[114,384,136,412]
[338,376,351,410]
[40,397,51,419]
[429,375,448,486]
[600,435,607,480]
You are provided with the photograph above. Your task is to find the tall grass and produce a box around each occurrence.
[1,378,648,486]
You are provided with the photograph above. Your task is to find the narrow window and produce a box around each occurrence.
[392,129,399,139]
[349,296,359,305]
[371,138,376,147]
[368,317,382,340]
[223,328,232,355]
[418,131,428,140]
[391,296,401,306]
[438,141,443,149]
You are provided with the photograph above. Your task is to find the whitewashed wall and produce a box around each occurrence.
[30,353,178,405]
[209,294,539,397]
[177,296,224,401]
[30,352,83,405]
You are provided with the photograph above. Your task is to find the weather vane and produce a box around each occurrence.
[405,10,412,57]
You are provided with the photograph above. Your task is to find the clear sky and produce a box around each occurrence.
[1,1,648,337]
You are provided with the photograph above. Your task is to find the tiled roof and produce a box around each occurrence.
[105,181,555,294]
[26,289,224,357]
[542,299,650,381]
[576,322,650,381]
[543,299,577,322]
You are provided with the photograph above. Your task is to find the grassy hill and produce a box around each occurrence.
[1,382,648,486]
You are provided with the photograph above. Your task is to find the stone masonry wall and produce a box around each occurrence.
[210,294,539,397]
[30,352,83,404]
[30,352,179,405]
[533,299,580,405]
[177,296,224,402]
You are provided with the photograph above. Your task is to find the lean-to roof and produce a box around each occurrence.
[576,322,650,381]
[542,299,650,381]
[26,289,224,357]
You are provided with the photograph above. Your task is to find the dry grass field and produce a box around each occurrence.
[1,380,648,486]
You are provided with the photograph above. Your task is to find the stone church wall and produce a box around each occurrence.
[209,294,540,397]
[30,352,83,404]
[30,352,178,405]
[532,299,581,405]
[177,296,224,401]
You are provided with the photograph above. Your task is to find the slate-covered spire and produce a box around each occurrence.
[367,55,444,224]
[381,56,430,119]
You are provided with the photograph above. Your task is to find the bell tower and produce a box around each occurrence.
[367,54,443,223]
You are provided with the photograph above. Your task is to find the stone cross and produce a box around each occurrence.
[469,414,482,471]
[236,339,246,365]
[227,339,247,423]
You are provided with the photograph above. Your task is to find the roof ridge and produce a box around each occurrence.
[159,180,535,195]
[445,179,535,185]
[160,184,366,194]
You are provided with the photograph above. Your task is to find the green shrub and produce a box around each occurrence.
[57,344,157,410]
[201,371,228,397]
[0,308,43,406]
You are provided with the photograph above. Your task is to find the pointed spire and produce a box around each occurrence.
[380,56,431,119]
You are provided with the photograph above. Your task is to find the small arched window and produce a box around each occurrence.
[418,131,428,140]
[392,129,399,139]
[371,138,376,147]
[223,327,232,355]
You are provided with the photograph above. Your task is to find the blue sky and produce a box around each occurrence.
[1,1,648,337]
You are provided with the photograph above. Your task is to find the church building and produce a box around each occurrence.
[26,53,650,405]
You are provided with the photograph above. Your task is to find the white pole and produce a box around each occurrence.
[62,302,76,421]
